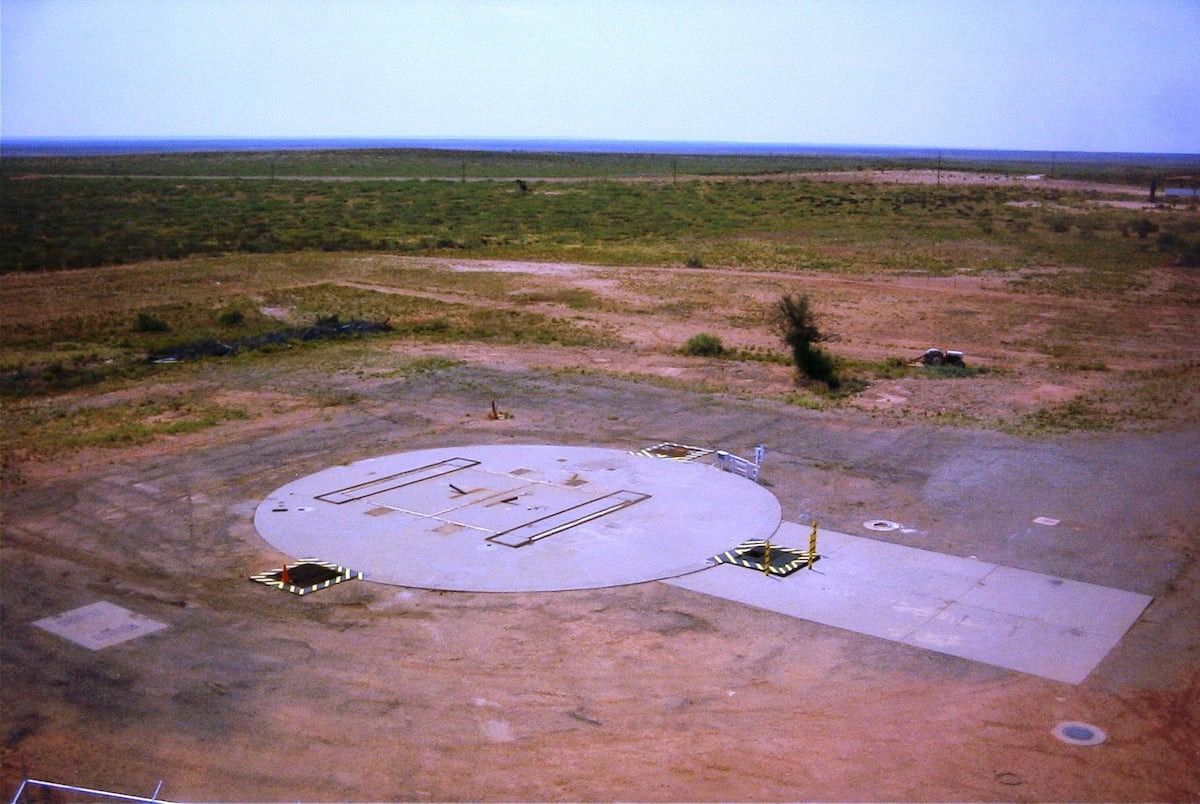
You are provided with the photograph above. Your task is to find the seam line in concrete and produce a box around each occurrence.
[895,563,1001,643]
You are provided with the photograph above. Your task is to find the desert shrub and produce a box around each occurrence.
[1151,231,1200,266]
[684,255,704,268]
[682,332,725,356]
[1156,231,1186,251]
[871,357,911,379]
[1179,242,1200,268]
[923,364,973,378]
[773,293,840,388]
[798,342,839,384]
[217,306,245,326]
[1130,218,1159,239]
[133,312,169,333]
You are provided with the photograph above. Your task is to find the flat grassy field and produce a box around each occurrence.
[4,167,1199,273]
[2,152,1198,455]
[5,145,1196,182]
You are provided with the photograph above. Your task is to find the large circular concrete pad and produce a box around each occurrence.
[255,444,781,592]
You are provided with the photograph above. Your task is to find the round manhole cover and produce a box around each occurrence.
[863,519,901,532]
[1052,721,1107,746]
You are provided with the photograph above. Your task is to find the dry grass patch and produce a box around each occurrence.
[2,392,250,461]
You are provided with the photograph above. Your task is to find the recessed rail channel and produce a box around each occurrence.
[316,458,479,504]
[487,490,650,547]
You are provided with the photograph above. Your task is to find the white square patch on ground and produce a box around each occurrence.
[666,525,1153,684]
[34,601,167,650]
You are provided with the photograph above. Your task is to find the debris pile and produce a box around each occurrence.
[149,318,391,362]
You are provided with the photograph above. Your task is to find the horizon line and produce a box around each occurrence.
[2,135,1197,159]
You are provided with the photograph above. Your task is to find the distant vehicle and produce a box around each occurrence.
[1151,175,1199,202]
[920,348,965,368]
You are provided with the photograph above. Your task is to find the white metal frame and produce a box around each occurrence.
[9,778,170,804]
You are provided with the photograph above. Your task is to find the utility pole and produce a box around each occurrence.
[672,158,677,186]
[936,152,942,186]
[461,160,466,183]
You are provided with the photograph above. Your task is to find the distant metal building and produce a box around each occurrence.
[1150,175,1200,202]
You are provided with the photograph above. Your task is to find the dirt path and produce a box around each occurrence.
[798,169,1150,196]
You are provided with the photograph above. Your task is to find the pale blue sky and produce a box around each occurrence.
[2,0,1198,152]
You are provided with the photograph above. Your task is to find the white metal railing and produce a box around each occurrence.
[714,444,766,483]
[9,778,171,804]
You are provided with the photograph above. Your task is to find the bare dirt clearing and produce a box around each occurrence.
[799,169,1151,197]
[326,254,1200,429]
[3,252,1199,801]
[3,363,1198,801]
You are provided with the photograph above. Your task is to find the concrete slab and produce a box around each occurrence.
[827,537,994,599]
[956,565,1153,640]
[668,559,956,642]
[487,490,650,547]
[34,601,167,650]
[369,466,532,516]
[901,602,1127,684]
[315,457,479,504]
[449,483,599,533]
[665,524,1152,684]
[255,444,781,592]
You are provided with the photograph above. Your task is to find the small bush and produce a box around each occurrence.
[798,344,838,383]
[782,390,828,410]
[217,307,245,326]
[1156,231,1186,251]
[773,293,840,388]
[871,357,911,379]
[1179,242,1200,268]
[922,364,970,378]
[684,255,704,268]
[1155,232,1200,267]
[1131,218,1159,239]
[682,333,726,356]
[133,312,169,333]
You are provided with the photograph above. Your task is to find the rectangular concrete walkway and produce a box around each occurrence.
[664,522,1152,684]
